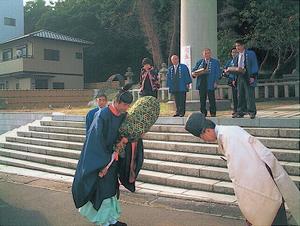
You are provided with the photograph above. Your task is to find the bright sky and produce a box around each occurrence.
[23,0,60,6]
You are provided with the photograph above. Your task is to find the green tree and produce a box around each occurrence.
[24,0,52,33]
[240,0,299,78]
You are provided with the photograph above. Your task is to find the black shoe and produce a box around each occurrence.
[110,221,127,226]
[249,114,256,119]
[173,114,179,117]
[179,115,184,117]
[232,113,244,118]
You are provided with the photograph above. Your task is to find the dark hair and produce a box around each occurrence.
[235,39,245,45]
[95,92,107,99]
[142,57,152,66]
[115,83,133,104]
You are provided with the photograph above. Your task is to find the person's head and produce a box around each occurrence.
[202,48,212,60]
[114,83,133,113]
[170,55,179,66]
[95,92,108,108]
[235,39,245,53]
[185,112,217,142]
[230,47,238,59]
[142,57,153,70]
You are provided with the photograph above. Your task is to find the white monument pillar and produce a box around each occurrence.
[181,0,218,90]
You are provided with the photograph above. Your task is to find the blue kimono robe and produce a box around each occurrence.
[72,106,126,210]
[192,58,221,90]
[233,49,259,87]
[85,107,100,133]
[166,64,192,93]
[224,59,237,86]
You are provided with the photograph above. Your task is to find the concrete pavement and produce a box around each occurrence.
[0,172,245,226]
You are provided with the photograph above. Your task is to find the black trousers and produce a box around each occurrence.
[232,86,238,113]
[237,77,256,115]
[198,89,216,116]
[173,91,187,116]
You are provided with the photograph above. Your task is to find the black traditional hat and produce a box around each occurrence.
[185,112,208,137]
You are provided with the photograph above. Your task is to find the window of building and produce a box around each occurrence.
[2,49,12,61]
[53,82,64,89]
[0,83,5,90]
[44,49,60,61]
[16,45,27,58]
[4,17,16,26]
[5,81,8,89]
[75,52,83,59]
[16,83,19,90]
[35,79,48,89]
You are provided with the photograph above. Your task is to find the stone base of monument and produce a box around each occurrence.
[167,99,231,111]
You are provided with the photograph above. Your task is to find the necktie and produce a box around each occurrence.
[174,65,178,74]
[238,53,244,68]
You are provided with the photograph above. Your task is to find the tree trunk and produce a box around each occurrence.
[270,49,282,79]
[167,0,180,66]
[259,50,270,73]
[136,0,163,68]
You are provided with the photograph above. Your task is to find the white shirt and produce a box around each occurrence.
[238,51,245,68]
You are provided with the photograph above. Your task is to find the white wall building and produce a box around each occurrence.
[0,0,24,43]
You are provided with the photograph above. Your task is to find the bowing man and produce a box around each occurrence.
[185,112,300,226]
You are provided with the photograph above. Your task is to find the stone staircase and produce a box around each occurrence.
[0,114,299,218]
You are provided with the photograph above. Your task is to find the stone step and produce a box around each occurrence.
[29,125,85,135]
[0,154,75,176]
[0,163,74,182]
[143,140,300,162]
[40,120,85,128]
[18,129,300,151]
[143,149,300,178]
[17,130,85,143]
[0,148,78,170]
[138,169,235,195]
[144,132,300,150]
[6,133,300,166]
[0,141,80,159]
[38,121,300,139]
[17,131,300,161]
[5,136,83,150]
[144,149,227,168]
[143,158,230,181]
[0,148,234,194]
[151,125,300,138]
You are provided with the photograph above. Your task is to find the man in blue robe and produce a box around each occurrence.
[192,48,221,117]
[232,39,259,119]
[223,48,239,115]
[167,54,192,117]
[86,92,108,133]
[72,85,143,226]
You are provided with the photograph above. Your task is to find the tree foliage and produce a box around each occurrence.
[24,0,180,83]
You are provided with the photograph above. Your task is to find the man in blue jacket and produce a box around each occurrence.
[167,54,192,117]
[86,92,108,133]
[192,48,221,117]
[231,39,259,119]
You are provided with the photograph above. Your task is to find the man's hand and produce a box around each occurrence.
[249,77,255,84]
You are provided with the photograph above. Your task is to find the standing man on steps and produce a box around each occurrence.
[192,48,221,117]
[167,54,192,117]
[230,39,258,119]
[185,112,300,226]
